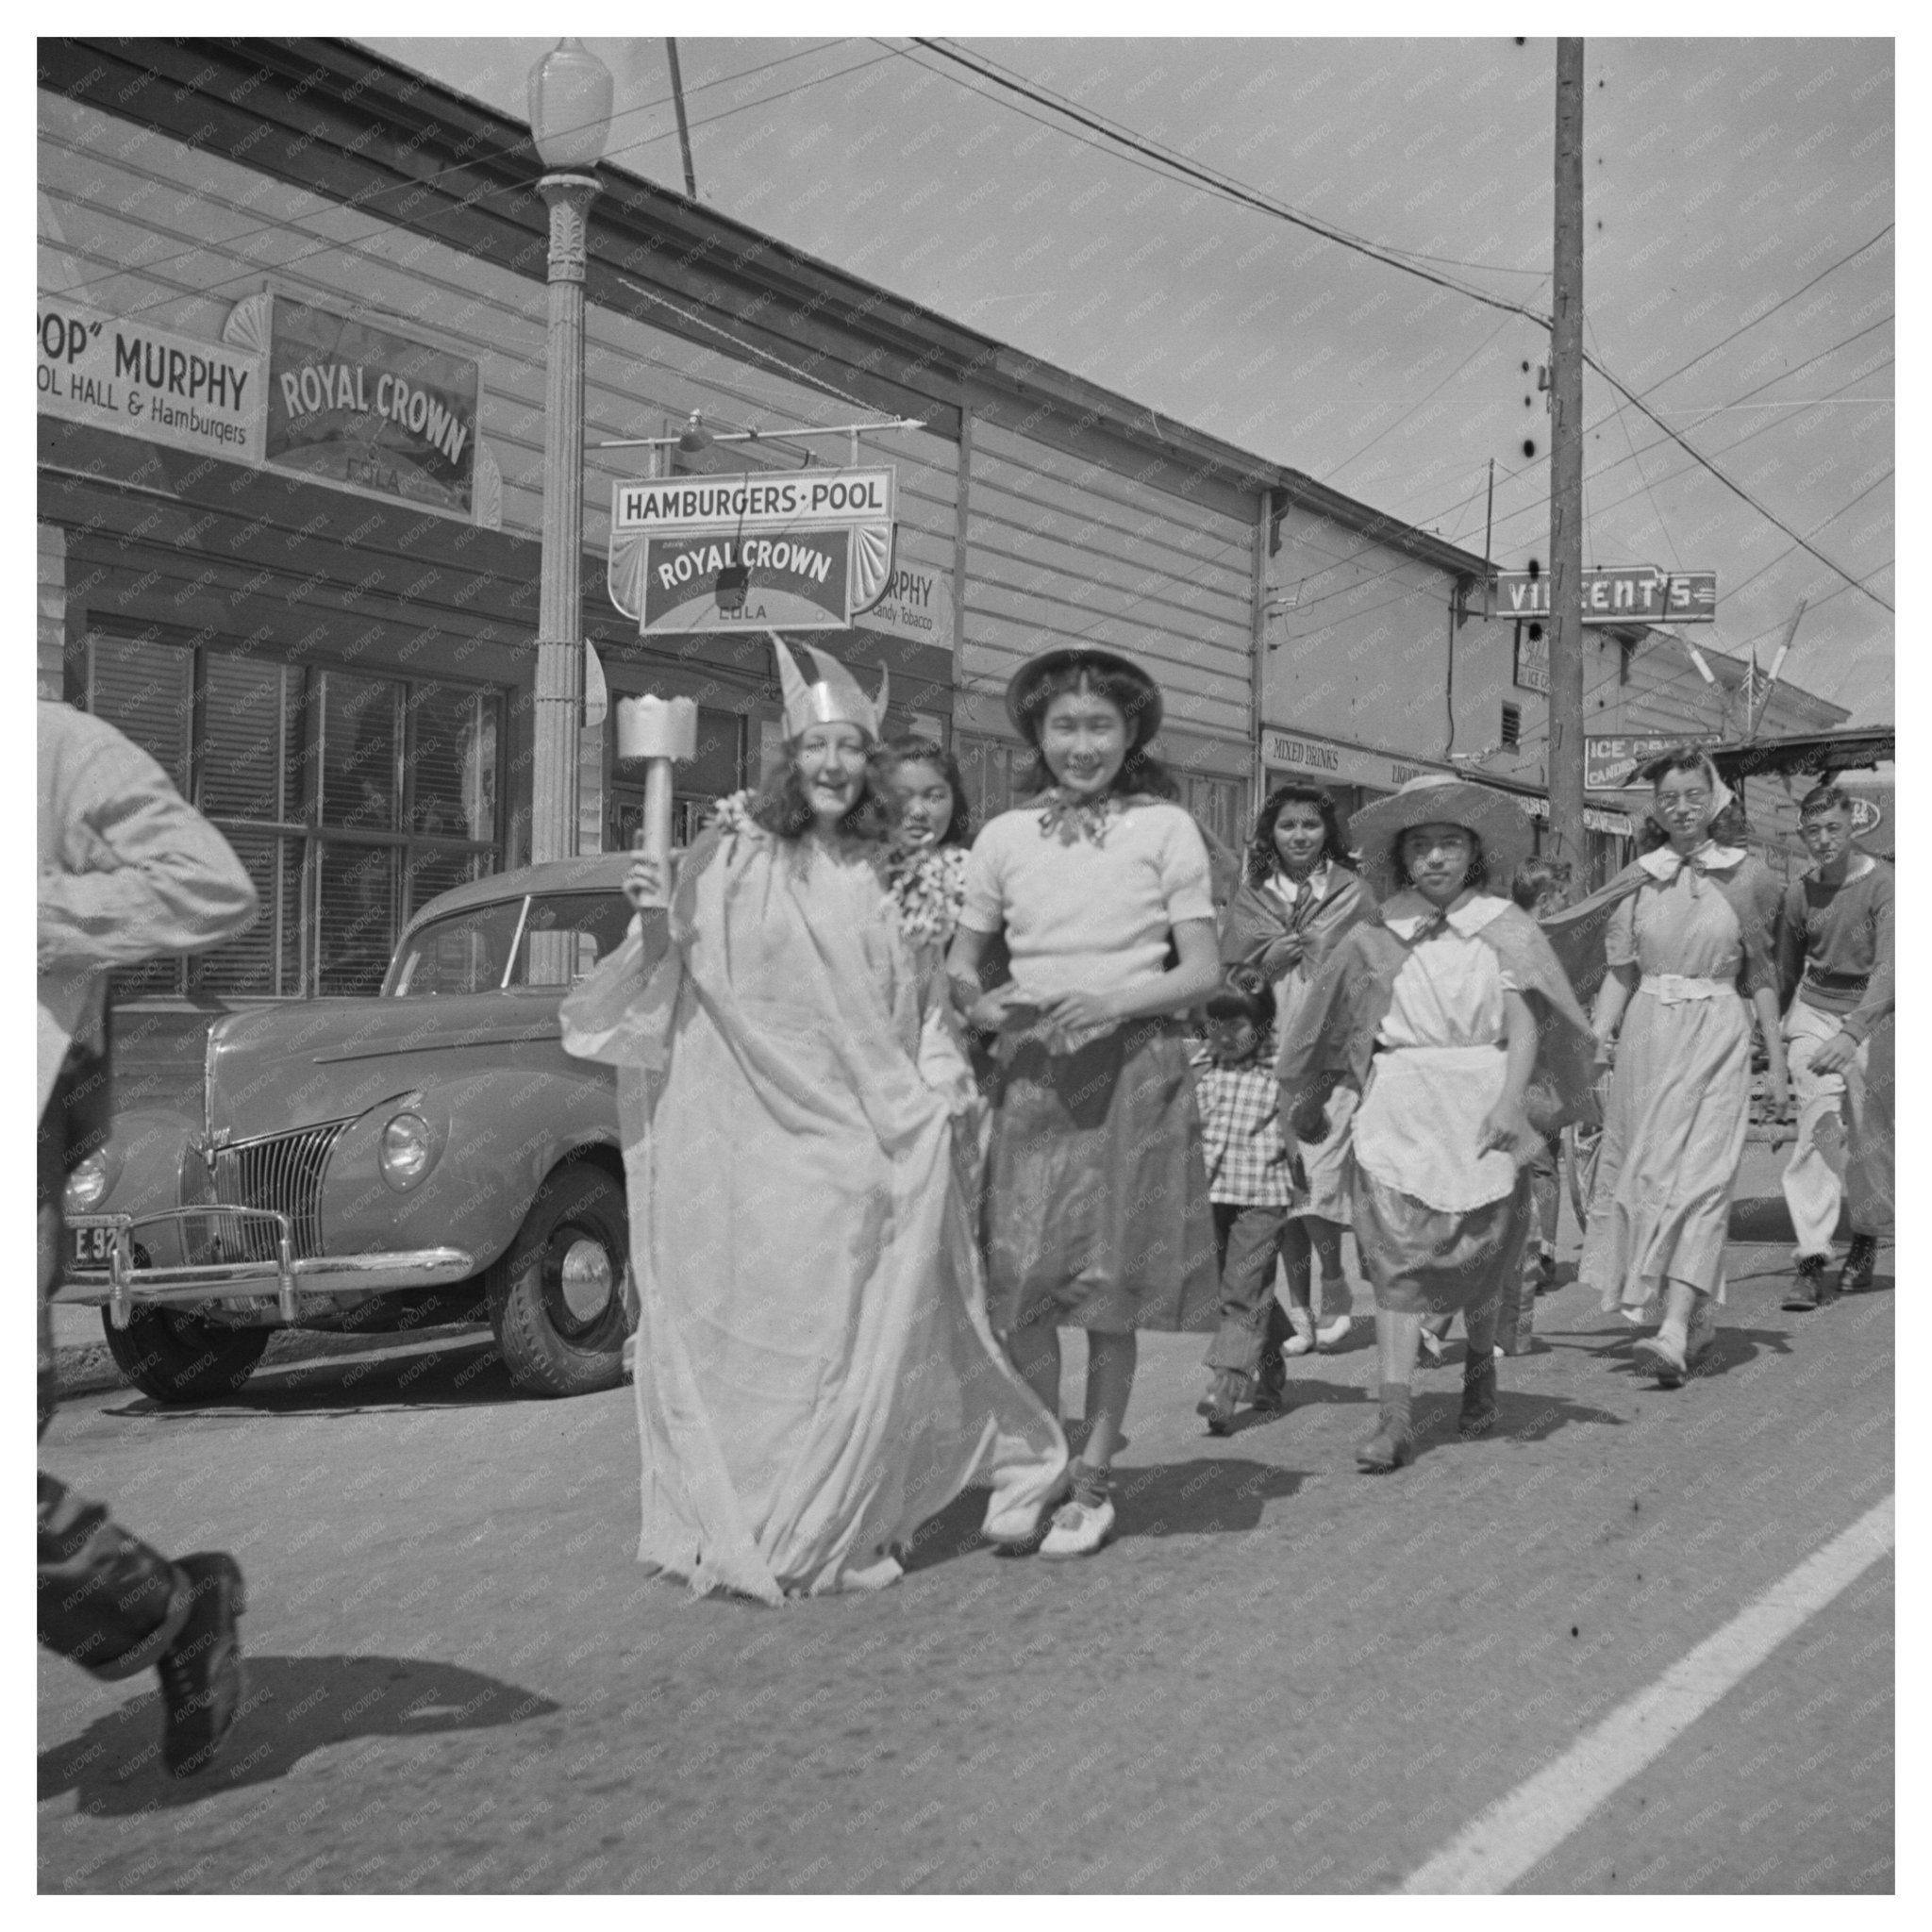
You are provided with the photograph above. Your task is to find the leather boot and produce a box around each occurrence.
[1357,1382,1415,1472]
[1458,1354,1498,1439]
[1782,1255,1827,1312]
[1839,1234,1878,1295]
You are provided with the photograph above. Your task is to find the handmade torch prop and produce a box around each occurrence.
[616,694,699,908]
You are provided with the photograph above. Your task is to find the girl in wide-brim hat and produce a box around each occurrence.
[946,644,1223,1556]
[1276,774,1594,1471]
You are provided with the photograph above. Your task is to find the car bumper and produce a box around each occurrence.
[57,1208,477,1326]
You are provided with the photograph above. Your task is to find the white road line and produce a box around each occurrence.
[1402,1493,1896,1894]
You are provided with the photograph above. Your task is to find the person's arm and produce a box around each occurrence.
[1037,918,1223,1033]
[38,737,258,970]
[1589,891,1639,1065]
[945,924,1029,1032]
[1774,882,1806,1014]
[1831,869,1893,1049]
[1476,989,1538,1155]
[1753,983,1790,1114]
[1591,965,1636,1063]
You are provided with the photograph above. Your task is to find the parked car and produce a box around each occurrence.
[58,855,645,1401]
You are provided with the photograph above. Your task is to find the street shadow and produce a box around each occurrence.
[100,1337,538,1421]
[1414,1385,1627,1454]
[1579,1322,1798,1382]
[38,1653,559,1814]
[899,1457,1307,1573]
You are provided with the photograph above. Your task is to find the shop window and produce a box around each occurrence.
[84,627,503,1001]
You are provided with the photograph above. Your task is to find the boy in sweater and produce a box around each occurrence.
[1777,784,1894,1307]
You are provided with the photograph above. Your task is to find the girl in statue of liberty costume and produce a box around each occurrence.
[562,637,1066,1605]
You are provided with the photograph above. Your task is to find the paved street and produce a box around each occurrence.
[38,1183,1891,1895]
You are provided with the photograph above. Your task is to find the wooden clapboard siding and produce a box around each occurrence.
[962,417,1253,742]
[1265,500,1464,758]
[106,1004,218,1122]
[42,91,965,588]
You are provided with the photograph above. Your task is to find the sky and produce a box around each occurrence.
[365,34,1895,724]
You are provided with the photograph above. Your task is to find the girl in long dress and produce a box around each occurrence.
[1278,775,1595,1472]
[1580,749,1788,1387]
[561,641,1066,1605]
[946,647,1223,1557]
[1220,784,1377,1359]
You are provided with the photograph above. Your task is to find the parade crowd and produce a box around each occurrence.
[36,639,1894,1774]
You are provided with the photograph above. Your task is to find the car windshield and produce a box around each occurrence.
[387,899,526,996]
[386,891,633,995]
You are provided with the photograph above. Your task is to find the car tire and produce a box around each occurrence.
[486,1159,634,1397]
[99,1307,272,1404]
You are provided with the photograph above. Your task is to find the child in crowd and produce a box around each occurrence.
[1194,967,1298,1435]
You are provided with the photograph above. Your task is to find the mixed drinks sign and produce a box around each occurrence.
[608,468,897,634]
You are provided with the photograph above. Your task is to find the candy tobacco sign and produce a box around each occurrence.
[608,469,897,635]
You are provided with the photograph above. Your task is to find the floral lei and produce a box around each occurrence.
[885,843,968,952]
[708,791,963,949]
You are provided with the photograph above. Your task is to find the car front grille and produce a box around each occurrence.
[207,1122,352,1259]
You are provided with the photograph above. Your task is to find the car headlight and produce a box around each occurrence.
[63,1152,110,1214]
[378,1112,435,1191]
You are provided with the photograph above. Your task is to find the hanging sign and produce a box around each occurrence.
[260,296,480,517]
[1494,567,1718,625]
[38,296,263,463]
[608,468,896,635]
[856,562,955,653]
[1513,623,1550,693]
[1584,730,1725,791]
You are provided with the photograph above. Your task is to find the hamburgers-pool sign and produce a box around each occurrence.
[608,469,896,635]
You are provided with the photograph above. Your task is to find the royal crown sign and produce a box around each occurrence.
[1494,567,1718,625]
[608,468,897,635]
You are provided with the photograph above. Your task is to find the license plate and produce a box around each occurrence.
[69,1224,118,1268]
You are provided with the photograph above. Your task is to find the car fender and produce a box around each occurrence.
[318,1060,621,1268]
[70,1107,201,1268]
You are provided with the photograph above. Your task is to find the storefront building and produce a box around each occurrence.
[38,38,1850,1115]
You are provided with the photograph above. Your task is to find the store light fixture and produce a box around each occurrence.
[714,563,750,615]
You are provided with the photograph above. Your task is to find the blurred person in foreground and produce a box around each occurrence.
[39,698,258,1774]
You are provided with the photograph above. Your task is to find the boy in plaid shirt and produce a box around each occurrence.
[1194,968,1301,1435]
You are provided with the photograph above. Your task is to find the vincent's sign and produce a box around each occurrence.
[608,468,896,635]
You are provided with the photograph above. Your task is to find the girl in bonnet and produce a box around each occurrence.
[1578,747,1787,1386]
[1276,774,1595,1472]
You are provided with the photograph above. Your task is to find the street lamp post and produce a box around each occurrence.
[527,38,613,866]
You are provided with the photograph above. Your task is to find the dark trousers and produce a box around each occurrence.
[39,1039,190,1677]
[1202,1201,1295,1381]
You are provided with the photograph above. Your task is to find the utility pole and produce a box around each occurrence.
[666,39,698,200]
[1546,39,1587,869]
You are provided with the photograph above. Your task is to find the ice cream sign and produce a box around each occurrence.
[608,468,896,635]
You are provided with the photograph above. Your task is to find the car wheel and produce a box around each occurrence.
[486,1159,634,1397]
[99,1307,272,1404]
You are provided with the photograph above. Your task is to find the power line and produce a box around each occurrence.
[1580,353,1892,612]
[898,38,1554,324]
[1633,225,1893,400]
[903,36,1892,617]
